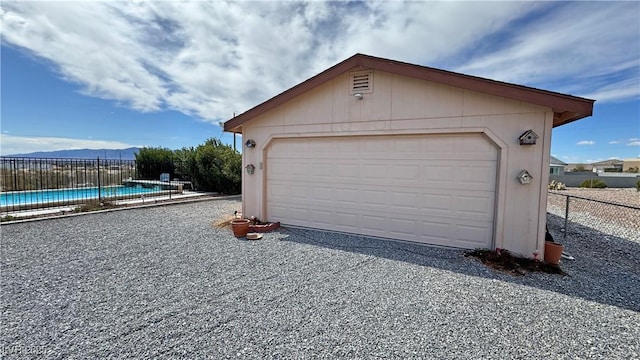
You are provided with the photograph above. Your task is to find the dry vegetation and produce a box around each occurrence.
[465,248,566,275]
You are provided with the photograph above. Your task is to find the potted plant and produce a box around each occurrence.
[544,241,564,265]
[231,219,251,238]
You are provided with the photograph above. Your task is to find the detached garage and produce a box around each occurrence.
[224,54,594,257]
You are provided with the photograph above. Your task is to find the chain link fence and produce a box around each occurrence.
[547,191,640,242]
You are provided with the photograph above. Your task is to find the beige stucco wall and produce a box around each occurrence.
[239,69,554,257]
[623,159,640,172]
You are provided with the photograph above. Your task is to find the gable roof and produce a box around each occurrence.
[549,156,568,166]
[224,54,594,133]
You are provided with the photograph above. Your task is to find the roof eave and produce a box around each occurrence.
[223,54,595,132]
[223,54,363,132]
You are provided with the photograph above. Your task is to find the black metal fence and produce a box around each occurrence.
[547,191,640,242]
[1,157,191,214]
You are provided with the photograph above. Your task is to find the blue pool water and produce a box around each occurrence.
[1,185,165,207]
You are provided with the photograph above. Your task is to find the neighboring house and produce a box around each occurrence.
[565,163,593,172]
[622,158,640,172]
[549,156,567,175]
[224,54,594,257]
[591,159,623,172]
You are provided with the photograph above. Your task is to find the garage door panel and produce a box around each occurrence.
[388,218,420,237]
[266,134,497,249]
[359,190,388,206]
[422,193,452,211]
[361,164,388,179]
[454,195,493,218]
[455,165,495,186]
[271,186,492,220]
[361,215,388,232]
[420,220,452,239]
[310,209,333,226]
[390,191,420,209]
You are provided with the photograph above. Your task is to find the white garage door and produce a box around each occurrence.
[266,134,497,249]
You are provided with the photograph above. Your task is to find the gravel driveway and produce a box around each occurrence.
[1,198,638,359]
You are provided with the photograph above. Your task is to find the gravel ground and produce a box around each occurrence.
[1,198,639,359]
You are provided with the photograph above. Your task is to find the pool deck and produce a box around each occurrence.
[1,191,214,220]
[122,179,193,190]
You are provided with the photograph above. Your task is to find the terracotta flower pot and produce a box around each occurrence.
[231,219,251,238]
[544,241,564,265]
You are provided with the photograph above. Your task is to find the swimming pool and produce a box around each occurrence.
[1,185,166,208]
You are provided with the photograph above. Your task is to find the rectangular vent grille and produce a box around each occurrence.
[351,71,373,94]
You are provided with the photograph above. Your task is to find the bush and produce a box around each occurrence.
[636,180,640,192]
[548,180,566,190]
[192,139,241,194]
[135,147,175,180]
[133,138,241,194]
[579,179,607,188]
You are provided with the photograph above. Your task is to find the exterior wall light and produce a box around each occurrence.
[353,92,364,100]
[245,164,255,175]
[245,139,256,148]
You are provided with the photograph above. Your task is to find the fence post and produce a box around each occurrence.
[97,157,101,201]
[564,195,570,240]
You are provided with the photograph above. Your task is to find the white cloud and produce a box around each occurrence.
[576,140,595,145]
[0,134,143,156]
[455,2,640,102]
[627,141,640,146]
[0,1,638,123]
[629,138,640,141]
[0,1,637,126]
[608,140,621,144]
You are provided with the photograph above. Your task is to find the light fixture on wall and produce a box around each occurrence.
[245,139,256,148]
[353,92,364,100]
[245,164,255,175]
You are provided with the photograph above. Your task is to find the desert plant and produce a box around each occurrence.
[636,180,640,192]
[579,179,607,188]
[74,199,115,213]
[548,180,566,190]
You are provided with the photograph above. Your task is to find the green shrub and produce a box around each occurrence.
[579,179,607,188]
[636,180,640,192]
[1,215,17,222]
[134,138,241,194]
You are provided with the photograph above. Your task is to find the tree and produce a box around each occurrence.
[135,147,175,180]
[173,147,196,181]
[572,164,587,172]
[133,139,241,194]
[192,138,241,194]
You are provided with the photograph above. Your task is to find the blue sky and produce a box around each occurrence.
[1,1,638,163]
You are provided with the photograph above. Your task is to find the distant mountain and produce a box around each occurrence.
[4,147,141,160]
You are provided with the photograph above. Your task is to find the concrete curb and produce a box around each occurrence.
[0,194,242,226]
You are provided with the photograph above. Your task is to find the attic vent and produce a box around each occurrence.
[350,70,373,94]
